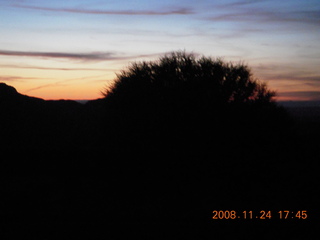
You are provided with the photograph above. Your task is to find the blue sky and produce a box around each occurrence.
[0,0,319,100]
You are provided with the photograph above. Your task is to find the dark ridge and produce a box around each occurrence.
[0,82,44,103]
[0,82,18,98]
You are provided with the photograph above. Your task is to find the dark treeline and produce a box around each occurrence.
[1,52,319,238]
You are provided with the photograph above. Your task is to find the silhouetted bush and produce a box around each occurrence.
[104,51,275,104]
[103,51,288,153]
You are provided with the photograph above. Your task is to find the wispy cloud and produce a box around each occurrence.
[206,1,320,26]
[221,0,267,7]
[13,4,193,16]
[208,10,320,25]
[24,74,107,93]
[0,64,113,71]
[0,50,117,62]
[25,82,66,93]
[0,50,166,62]
[279,91,320,101]
[0,75,38,82]
[261,73,320,83]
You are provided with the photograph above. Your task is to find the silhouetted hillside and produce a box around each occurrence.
[0,83,86,150]
[0,82,19,99]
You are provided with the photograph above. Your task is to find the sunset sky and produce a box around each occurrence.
[1,0,319,101]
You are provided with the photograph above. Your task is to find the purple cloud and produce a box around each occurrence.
[0,50,166,62]
[262,74,320,83]
[13,4,193,16]
[0,50,117,61]
[279,91,320,101]
[206,1,320,26]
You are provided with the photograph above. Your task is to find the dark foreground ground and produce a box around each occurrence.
[1,84,320,239]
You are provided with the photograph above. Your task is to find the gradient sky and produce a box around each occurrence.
[1,0,319,100]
